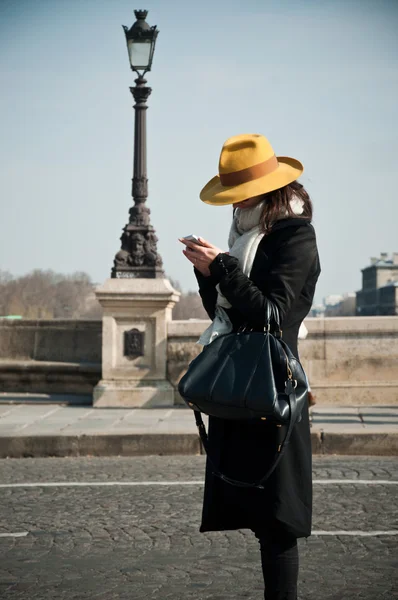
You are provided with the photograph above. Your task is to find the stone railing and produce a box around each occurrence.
[297,317,398,404]
[0,319,101,395]
[1,317,397,406]
[168,317,398,406]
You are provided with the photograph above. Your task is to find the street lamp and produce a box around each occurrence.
[112,9,163,279]
[123,9,158,76]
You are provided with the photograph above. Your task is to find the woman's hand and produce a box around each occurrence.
[178,237,225,277]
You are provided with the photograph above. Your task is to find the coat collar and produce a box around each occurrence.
[270,217,311,233]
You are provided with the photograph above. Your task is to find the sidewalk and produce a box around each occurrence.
[0,404,397,458]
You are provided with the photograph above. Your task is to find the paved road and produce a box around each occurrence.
[0,456,397,599]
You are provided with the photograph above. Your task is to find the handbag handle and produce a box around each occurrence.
[265,301,282,337]
[239,301,281,336]
[194,377,298,490]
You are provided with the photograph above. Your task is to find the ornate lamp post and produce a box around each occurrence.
[93,9,179,408]
[112,9,163,279]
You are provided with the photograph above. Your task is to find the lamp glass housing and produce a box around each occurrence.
[127,38,152,72]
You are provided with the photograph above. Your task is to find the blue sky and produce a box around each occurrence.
[0,0,397,303]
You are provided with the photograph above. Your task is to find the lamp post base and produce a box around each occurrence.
[92,277,180,408]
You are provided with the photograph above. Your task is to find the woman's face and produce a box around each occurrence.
[233,194,264,210]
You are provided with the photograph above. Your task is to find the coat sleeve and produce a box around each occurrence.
[193,267,218,320]
[208,224,318,327]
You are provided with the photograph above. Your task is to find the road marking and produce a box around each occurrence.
[0,479,397,488]
[0,530,396,538]
[313,479,398,485]
[312,530,398,537]
[0,481,204,488]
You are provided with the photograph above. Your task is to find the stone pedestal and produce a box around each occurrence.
[93,278,180,407]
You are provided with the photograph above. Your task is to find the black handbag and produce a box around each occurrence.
[178,303,309,489]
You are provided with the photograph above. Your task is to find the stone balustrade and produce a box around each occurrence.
[167,317,398,406]
[0,320,101,395]
[0,317,397,406]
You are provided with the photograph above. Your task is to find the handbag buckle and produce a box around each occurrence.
[285,378,298,393]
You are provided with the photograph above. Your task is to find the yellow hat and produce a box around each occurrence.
[200,134,303,206]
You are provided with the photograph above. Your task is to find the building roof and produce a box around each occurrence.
[362,260,398,271]
[363,253,398,270]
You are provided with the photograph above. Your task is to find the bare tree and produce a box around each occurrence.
[167,274,208,320]
[172,290,208,320]
[0,270,102,319]
[0,270,14,316]
[0,270,209,321]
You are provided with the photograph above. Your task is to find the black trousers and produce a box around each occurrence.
[253,530,299,600]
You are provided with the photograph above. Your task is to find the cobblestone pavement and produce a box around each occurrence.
[0,456,397,599]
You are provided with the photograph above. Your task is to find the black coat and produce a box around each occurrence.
[194,218,321,539]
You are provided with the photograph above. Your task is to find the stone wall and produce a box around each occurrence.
[168,317,398,406]
[1,317,397,405]
[0,320,102,394]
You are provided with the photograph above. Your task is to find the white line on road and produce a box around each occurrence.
[0,481,204,487]
[312,530,398,537]
[0,479,397,488]
[0,529,396,538]
[314,479,398,485]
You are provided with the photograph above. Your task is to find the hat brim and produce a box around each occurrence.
[200,156,304,206]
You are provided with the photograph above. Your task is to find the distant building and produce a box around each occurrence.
[324,293,356,317]
[356,253,398,316]
[308,303,326,318]
[309,293,357,318]
[323,294,344,308]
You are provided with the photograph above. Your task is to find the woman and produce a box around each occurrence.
[179,133,321,600]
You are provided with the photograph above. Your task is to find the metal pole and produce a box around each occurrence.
[112,76,164,279]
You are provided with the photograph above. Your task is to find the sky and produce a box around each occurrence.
[0,0,397,304]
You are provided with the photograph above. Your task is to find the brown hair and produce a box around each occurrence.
[260,180,312,233]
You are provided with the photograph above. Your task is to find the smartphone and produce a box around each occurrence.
[183,234,204,246]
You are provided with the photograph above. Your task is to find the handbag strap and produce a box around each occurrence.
[265,301,281,335]
[239,301,280,336]
[193,378,298,490]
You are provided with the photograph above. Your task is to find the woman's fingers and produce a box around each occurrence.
[183,248,209,271]
[180,241,207,259]
[178,238,199,250]
[180,238,221,269]
[178,237,214,251]
[197,237,212,248]
[182,249,196,264]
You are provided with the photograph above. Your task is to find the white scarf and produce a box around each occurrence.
[198,197,304,345]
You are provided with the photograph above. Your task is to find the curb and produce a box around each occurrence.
[318,432,398,456]
[0,431,397,458]
[0,434,201,459]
